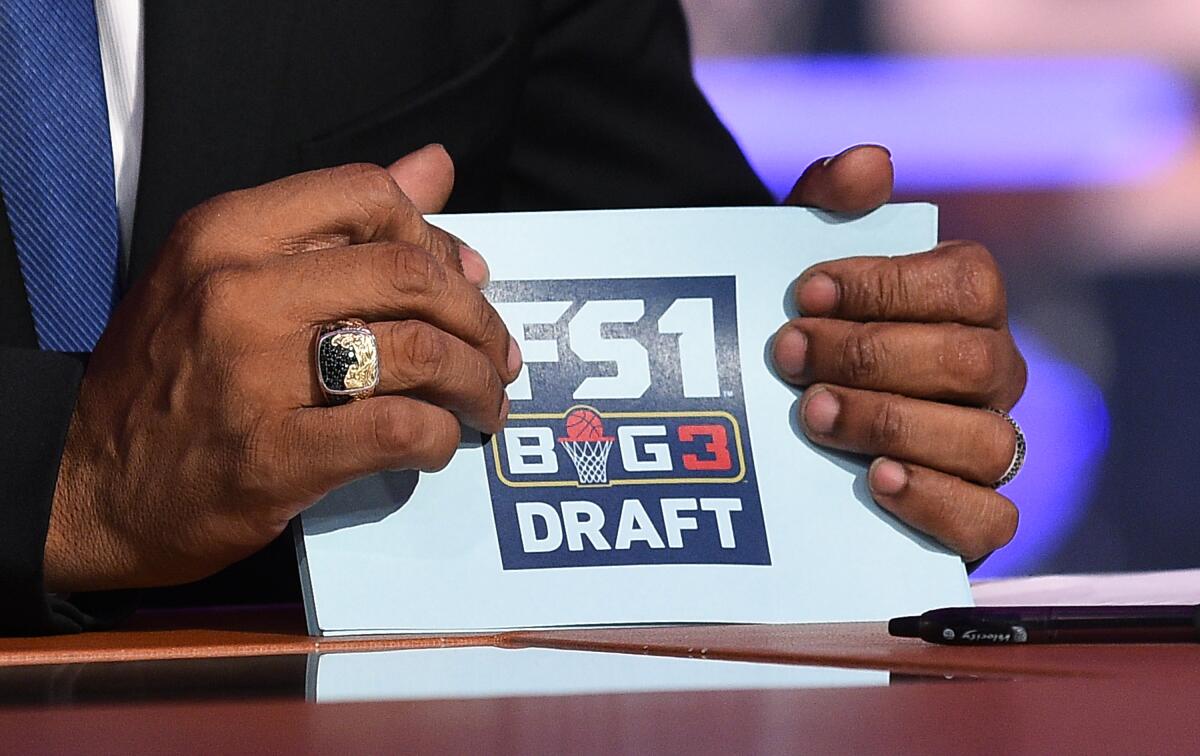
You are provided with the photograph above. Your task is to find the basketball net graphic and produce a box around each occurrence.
[558,407,615,485]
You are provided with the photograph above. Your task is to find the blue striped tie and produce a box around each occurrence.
[0,0,119,352]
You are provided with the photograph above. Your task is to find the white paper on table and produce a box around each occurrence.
[296,204,972,635]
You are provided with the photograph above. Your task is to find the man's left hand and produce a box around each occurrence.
[772,145,1027,562]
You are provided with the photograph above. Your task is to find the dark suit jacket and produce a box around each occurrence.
[0,0,771,634]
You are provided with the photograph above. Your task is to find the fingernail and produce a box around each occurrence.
[459,245,490,288]
[823,146,857,167]
[860,143,892,158]
[499,395,511,424]
[803,387,839,435]
[796,272,838,316]
[831,144,892,162]
[870,458,908,496]
[507,336,523,378]
[772,327,807,379]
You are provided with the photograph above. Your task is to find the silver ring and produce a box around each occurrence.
[988,408,1026,488]
[315,319,379,405]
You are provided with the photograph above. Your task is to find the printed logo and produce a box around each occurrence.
[483,276,769,569]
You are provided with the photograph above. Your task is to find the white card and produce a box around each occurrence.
[296,204,972,636]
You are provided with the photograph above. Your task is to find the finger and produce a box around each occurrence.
[388,146,487,289]
[386,145,490,288]
[282,397,464,497]
[388,145,492,290]
[368,320,509,433]
[386,144,455,215]
[281,242,518,383]
[799,385,1017,485]
[185,163,466,275]
[784,144,893,213]
[794,241,1007,327]
[867,458,1018,562]
[773,318,1024,407]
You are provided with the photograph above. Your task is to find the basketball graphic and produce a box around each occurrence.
[562,407,611,443]
[558,406,615,485]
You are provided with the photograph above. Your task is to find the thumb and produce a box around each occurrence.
[387,144,456,214]
[785,144,894,213]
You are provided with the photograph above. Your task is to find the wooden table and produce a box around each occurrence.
[1,582,1197,754]
[4,673,1196,755]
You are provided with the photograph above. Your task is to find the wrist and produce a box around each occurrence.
[43,412,127,593]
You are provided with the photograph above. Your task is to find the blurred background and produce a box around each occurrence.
[680,0,1200,577]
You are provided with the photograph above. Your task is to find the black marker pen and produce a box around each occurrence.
[888,605,1200,645]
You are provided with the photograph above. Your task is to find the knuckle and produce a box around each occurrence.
[866,396,909,451]
[337,162,403,203]
[191,268,247,331]
[839,326,886,384]
[947,241,1005,322]
[169,197,229,266]
[393,321,447,382]
[419,224,458,268]
[370,402,414,457]
[170,205,207,251]
[858,259,904,316]
[333,163,410,233]
[367,403,460,472]
[383,243,446,299]
[957,493,1018,560]
[277,232,351,255]
[965,498,1019,560]
[948,329,1000,396]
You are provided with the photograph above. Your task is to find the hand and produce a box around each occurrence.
[45,145,521,592]
[772,146,1027,562]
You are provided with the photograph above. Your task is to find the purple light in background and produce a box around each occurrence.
[694,56,1195,197]
[972,325,1110,577]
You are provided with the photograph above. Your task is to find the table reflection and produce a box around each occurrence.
[0,654,307,706]
[0,647,913,707]
[308,647,888,702]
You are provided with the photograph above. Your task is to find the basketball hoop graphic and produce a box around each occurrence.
[558,406,615,485]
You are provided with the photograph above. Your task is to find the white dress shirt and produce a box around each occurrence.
[94,0,143,266]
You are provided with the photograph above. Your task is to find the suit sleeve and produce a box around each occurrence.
[0,348,121,635]
[500,0,774,210]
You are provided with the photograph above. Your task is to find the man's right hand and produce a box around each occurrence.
[43,146,520,592]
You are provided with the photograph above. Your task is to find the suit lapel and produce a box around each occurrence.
[128,1,298,285]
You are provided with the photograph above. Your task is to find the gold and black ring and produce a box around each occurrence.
[315,319,379,405]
